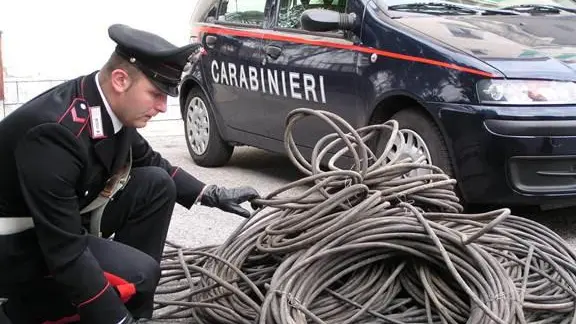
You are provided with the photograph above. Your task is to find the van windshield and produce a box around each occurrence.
[377,0,576,13]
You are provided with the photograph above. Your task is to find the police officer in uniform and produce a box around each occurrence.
[0,24,260,323]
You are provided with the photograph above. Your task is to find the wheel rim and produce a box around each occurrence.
[186,96,210,156]
[386,129,433,178]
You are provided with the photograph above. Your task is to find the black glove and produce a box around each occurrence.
[200,185,260,217]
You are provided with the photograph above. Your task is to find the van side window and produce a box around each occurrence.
[217,0,267,26]
[277,0,347,29]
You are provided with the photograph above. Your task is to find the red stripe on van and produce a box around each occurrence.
[198,25,496,78]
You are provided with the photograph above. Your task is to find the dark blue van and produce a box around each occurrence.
[179,0,576,210]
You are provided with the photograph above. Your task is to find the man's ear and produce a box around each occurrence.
[110,69,132,94]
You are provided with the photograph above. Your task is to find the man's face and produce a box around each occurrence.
[115,73,168,128]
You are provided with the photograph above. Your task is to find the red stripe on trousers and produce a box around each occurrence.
[40,272,136,324]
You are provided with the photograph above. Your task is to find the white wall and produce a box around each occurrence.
[0,0,199,120]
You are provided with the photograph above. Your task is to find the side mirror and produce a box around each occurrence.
[300,9,357,32]
[186,44,204,64]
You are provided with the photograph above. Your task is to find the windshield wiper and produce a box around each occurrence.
[500,4,576,14]
[388,2,478,14]
[387,2,519,15]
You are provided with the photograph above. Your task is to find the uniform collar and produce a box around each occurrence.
[80,71,133,173]
[95,72,123,134]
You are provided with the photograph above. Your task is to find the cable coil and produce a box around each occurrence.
[152,108,576,323]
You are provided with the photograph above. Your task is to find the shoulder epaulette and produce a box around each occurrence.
[57,98,90,137]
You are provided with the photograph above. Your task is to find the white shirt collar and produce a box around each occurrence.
[95,72,123,134]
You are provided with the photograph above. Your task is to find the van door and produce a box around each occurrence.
[259,0,362,151]
[199,0,269,134]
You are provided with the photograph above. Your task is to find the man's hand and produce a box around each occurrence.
[200,185,261,217]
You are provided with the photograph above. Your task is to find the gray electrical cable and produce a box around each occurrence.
[151,108,576,323]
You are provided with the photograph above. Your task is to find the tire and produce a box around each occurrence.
[183,88,233,167]
[388,107,453,177]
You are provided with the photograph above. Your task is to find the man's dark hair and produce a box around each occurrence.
[101,52,142,82]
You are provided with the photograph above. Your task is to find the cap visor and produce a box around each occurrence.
[149,78,179,97]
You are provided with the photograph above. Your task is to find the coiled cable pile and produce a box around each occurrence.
[152,108,576,323]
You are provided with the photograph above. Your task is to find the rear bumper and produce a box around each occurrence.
[432,103,576,208]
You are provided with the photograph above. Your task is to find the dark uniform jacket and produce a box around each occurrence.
[0,71,205,322]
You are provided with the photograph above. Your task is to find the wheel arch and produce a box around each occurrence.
[367,92,462,186]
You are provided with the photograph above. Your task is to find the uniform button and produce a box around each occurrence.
[85,191,89,196]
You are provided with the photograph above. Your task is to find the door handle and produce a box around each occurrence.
[205,35,217,48]
[265,45,282,60]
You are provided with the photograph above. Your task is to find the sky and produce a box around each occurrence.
[0,0,200,79]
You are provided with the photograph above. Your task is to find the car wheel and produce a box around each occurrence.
[378,107,454,178]
[184,88,233,167]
